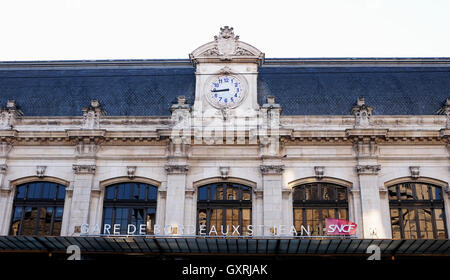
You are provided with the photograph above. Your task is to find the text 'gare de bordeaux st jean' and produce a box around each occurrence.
[0,26,449,259]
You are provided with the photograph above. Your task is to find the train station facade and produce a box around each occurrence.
[0,27,449,258]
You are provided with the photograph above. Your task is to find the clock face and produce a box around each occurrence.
[206,75,245,108]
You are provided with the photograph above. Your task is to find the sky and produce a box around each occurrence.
[0,0,449,61]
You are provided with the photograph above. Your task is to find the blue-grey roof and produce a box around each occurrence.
[0,59,449,116]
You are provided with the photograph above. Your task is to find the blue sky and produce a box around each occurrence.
[1,0,449,60]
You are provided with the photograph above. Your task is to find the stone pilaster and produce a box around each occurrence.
[164,164,189,235]
[69,164,97,235]
[356,164,387,238]
[260,164,284,236]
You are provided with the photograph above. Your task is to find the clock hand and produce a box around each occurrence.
[211,88,230,92]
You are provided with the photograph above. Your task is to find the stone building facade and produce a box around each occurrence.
[0,27,449,243]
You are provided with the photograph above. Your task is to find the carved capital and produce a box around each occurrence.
[409,166,420,179]
[260,165,284,175]
[356,165,380,175]
[165,164,189,175]
[36,166,46,178]
[72,164,96,175]
[127,166,137,179]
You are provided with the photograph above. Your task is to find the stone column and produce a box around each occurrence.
[69,164,96,235]
[260,164,284,236]
[164,164,189,235]
[356,164,387,238]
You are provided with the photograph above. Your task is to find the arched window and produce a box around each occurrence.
[197,183,252,236]
[388,182,447,239]
[103,182,158,235]
[10,182,66,236]
[293,183,348,236]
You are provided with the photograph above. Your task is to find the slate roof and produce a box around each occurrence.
[0,58,449,116]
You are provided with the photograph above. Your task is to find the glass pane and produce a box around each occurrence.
[242,187,251,200]
[322,186,335,200]
[435,209,446,239]
[198,187,208,201]
[115,208,129,234]
[390,209,401,239]
[103,208,113,229]
[293,188,302,201]
[52,207,63,235]
[10,207,23,236]
[21,207,37,235]
[28,183,41,199]
[131,183,139,200]
[105,186,115,200]
[56,185,65,200]
[433,187,442,201]
[215,185,224,200]
[15,186,26,199]
[117,184,130,200]
[242,209,251,236]
[139,184,147,200]
[338,209,348,220]
[146,208,155,234]
[198,209,207,229]
[37,207,52,236]
[310,185,319,200]
[388,186,397,200]
[147,186,158,201]
[337,188,347,201]
[226,186,238,200]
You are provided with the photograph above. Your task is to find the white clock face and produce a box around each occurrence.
[206,75,245,108]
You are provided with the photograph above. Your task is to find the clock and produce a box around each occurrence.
[205,74,246,108]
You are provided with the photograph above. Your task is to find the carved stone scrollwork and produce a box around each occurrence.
[260,165,285,175]
[219,166,230,179]
[72,164,96,175]
[164,164,189,175]
[190,26,264,65]
[356,165,381,175]
[314,166,325,180]
[409,166,420,179]
[351,98,374,128]
[0,100,23,130]
[437,98,450,128]
[0,164,7,174]
[36,166,47,178]
[81,99,106,130]
[127,166,137,179]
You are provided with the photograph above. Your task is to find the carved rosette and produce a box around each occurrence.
[260,165,285,175]
[165,164,189,175]
[356,165,381,175]
[73,164,96,175]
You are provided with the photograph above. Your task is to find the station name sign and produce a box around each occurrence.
[79,219,357,237]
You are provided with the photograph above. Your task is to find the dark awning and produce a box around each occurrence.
[0,236,448,256]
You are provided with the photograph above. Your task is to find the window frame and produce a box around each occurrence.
[197,183,252,236]
[9,181,66,236]
[388,182,447,240]
[102,182,158,235]
[292,183,349,236]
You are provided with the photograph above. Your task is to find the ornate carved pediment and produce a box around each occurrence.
[190,26,264,65]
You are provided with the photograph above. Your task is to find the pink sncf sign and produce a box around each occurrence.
[325,218,357,236]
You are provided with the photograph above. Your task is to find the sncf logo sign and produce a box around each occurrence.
[325,218,357,235]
